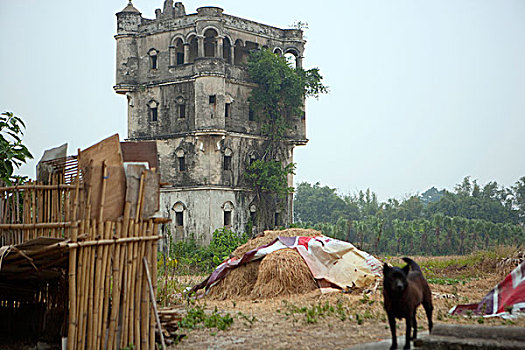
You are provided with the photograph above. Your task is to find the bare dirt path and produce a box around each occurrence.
[169,273,525,349]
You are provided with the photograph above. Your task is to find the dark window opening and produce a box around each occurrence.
[249,157,256,165]
[151,55,158,69]
[176,212,184,226]
[250,211,256,224]
[151,107,158,121]
[274,212,280,227]
[179,104,186,118]
[248,108,254,121]
[224,211,232,226]
[209,95,216,104]
[176,52,184,65]
[225,103,231,118]
[224,155,231,171]
[178,156,185,171]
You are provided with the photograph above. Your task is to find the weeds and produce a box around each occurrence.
[280,298,378,325]
[178,304,234,331]
[237,312,257,327]
[166,228,249,275]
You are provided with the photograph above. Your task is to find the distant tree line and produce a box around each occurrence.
[293,176,525,255]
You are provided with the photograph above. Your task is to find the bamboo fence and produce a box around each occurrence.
[0,148,166,349]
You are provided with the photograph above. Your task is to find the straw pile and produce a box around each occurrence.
[251,248,318,298]
[206,260,261,300]
[232,228,322,258]
[207,228,322,300]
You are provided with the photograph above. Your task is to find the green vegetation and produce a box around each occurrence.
[0,111,33,184]
[279,298,377,325]
[245,49,327,230]
[178,305,233,331]
[161,227,249,275]
[293,177,525,255]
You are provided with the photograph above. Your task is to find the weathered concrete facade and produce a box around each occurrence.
[115,0,307,243]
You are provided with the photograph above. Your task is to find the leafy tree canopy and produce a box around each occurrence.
[247,49,327,143]
[244,49,327,230]
[0,112,33,184]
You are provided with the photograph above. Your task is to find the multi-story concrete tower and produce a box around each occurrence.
[114,0,307,243]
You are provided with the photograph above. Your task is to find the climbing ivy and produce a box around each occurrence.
[245,49,327,230]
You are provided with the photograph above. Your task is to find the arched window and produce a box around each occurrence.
[223,148,232,171]
[234,39,244,65]
[204,28,218,57]
[173,202,186,227]
[273,47,283,56]
[249,204,257,227]
[148,49,159,69]
[284,48,301,68]
[222,201,234,227]
[170,38,184,65]
[223,37,232,64]
[148,100,159,122]
[176,96,186,119]
[176,149,185,171]
[187,35,198,63]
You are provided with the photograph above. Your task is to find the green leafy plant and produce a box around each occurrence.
[0,111,33,184]
[166,228,249,275]
[178,305,233,331]
[245,49,327,230]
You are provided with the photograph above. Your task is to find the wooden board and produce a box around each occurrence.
[79,134,126,221]
[125,165,160,220]
[121,141,158,170]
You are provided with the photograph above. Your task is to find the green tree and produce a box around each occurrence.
[0,112,33,184]
[294,182,348,223]
[512,177,525,223]
[245,49,327,230]
[432,213,444,254]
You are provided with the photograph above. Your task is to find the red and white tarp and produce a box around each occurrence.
[203,236,382,293]
[450,261,525,319]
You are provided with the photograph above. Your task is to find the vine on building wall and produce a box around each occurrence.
[245,49,327,231]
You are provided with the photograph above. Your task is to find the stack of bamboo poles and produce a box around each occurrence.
[67,162,165,350]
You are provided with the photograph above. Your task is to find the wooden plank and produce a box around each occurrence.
[79,134,126,221]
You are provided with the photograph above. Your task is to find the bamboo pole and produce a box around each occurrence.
[0,184,76,191]
[75,220,86,349]
[77,219,92,350]
[134,222,147,350]
[135,171,146,222]
[127,221,139,348]
[67,222,78,350]
[114,210,130,349]
[107,217,124,349]
[101,222,115,348]
[98,161,108,222]
[141,221,153,350]
[150,222,159,348]
[120,218,134,349]
[0,222,76,229]
[86,220,97,350]
[92,161,108,349]
[96,220,112,349]
[143,256,166,350]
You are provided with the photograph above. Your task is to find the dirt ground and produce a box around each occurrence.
[167,262,525,349]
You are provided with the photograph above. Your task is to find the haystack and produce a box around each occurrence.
[205,229,322,300]
[206,260,261,300]
[232,228,322,258]
[250,248,318,299]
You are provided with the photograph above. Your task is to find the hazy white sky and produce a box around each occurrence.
[1,0,524,201]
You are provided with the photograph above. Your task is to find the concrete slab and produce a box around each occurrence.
[347,332,428,350]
